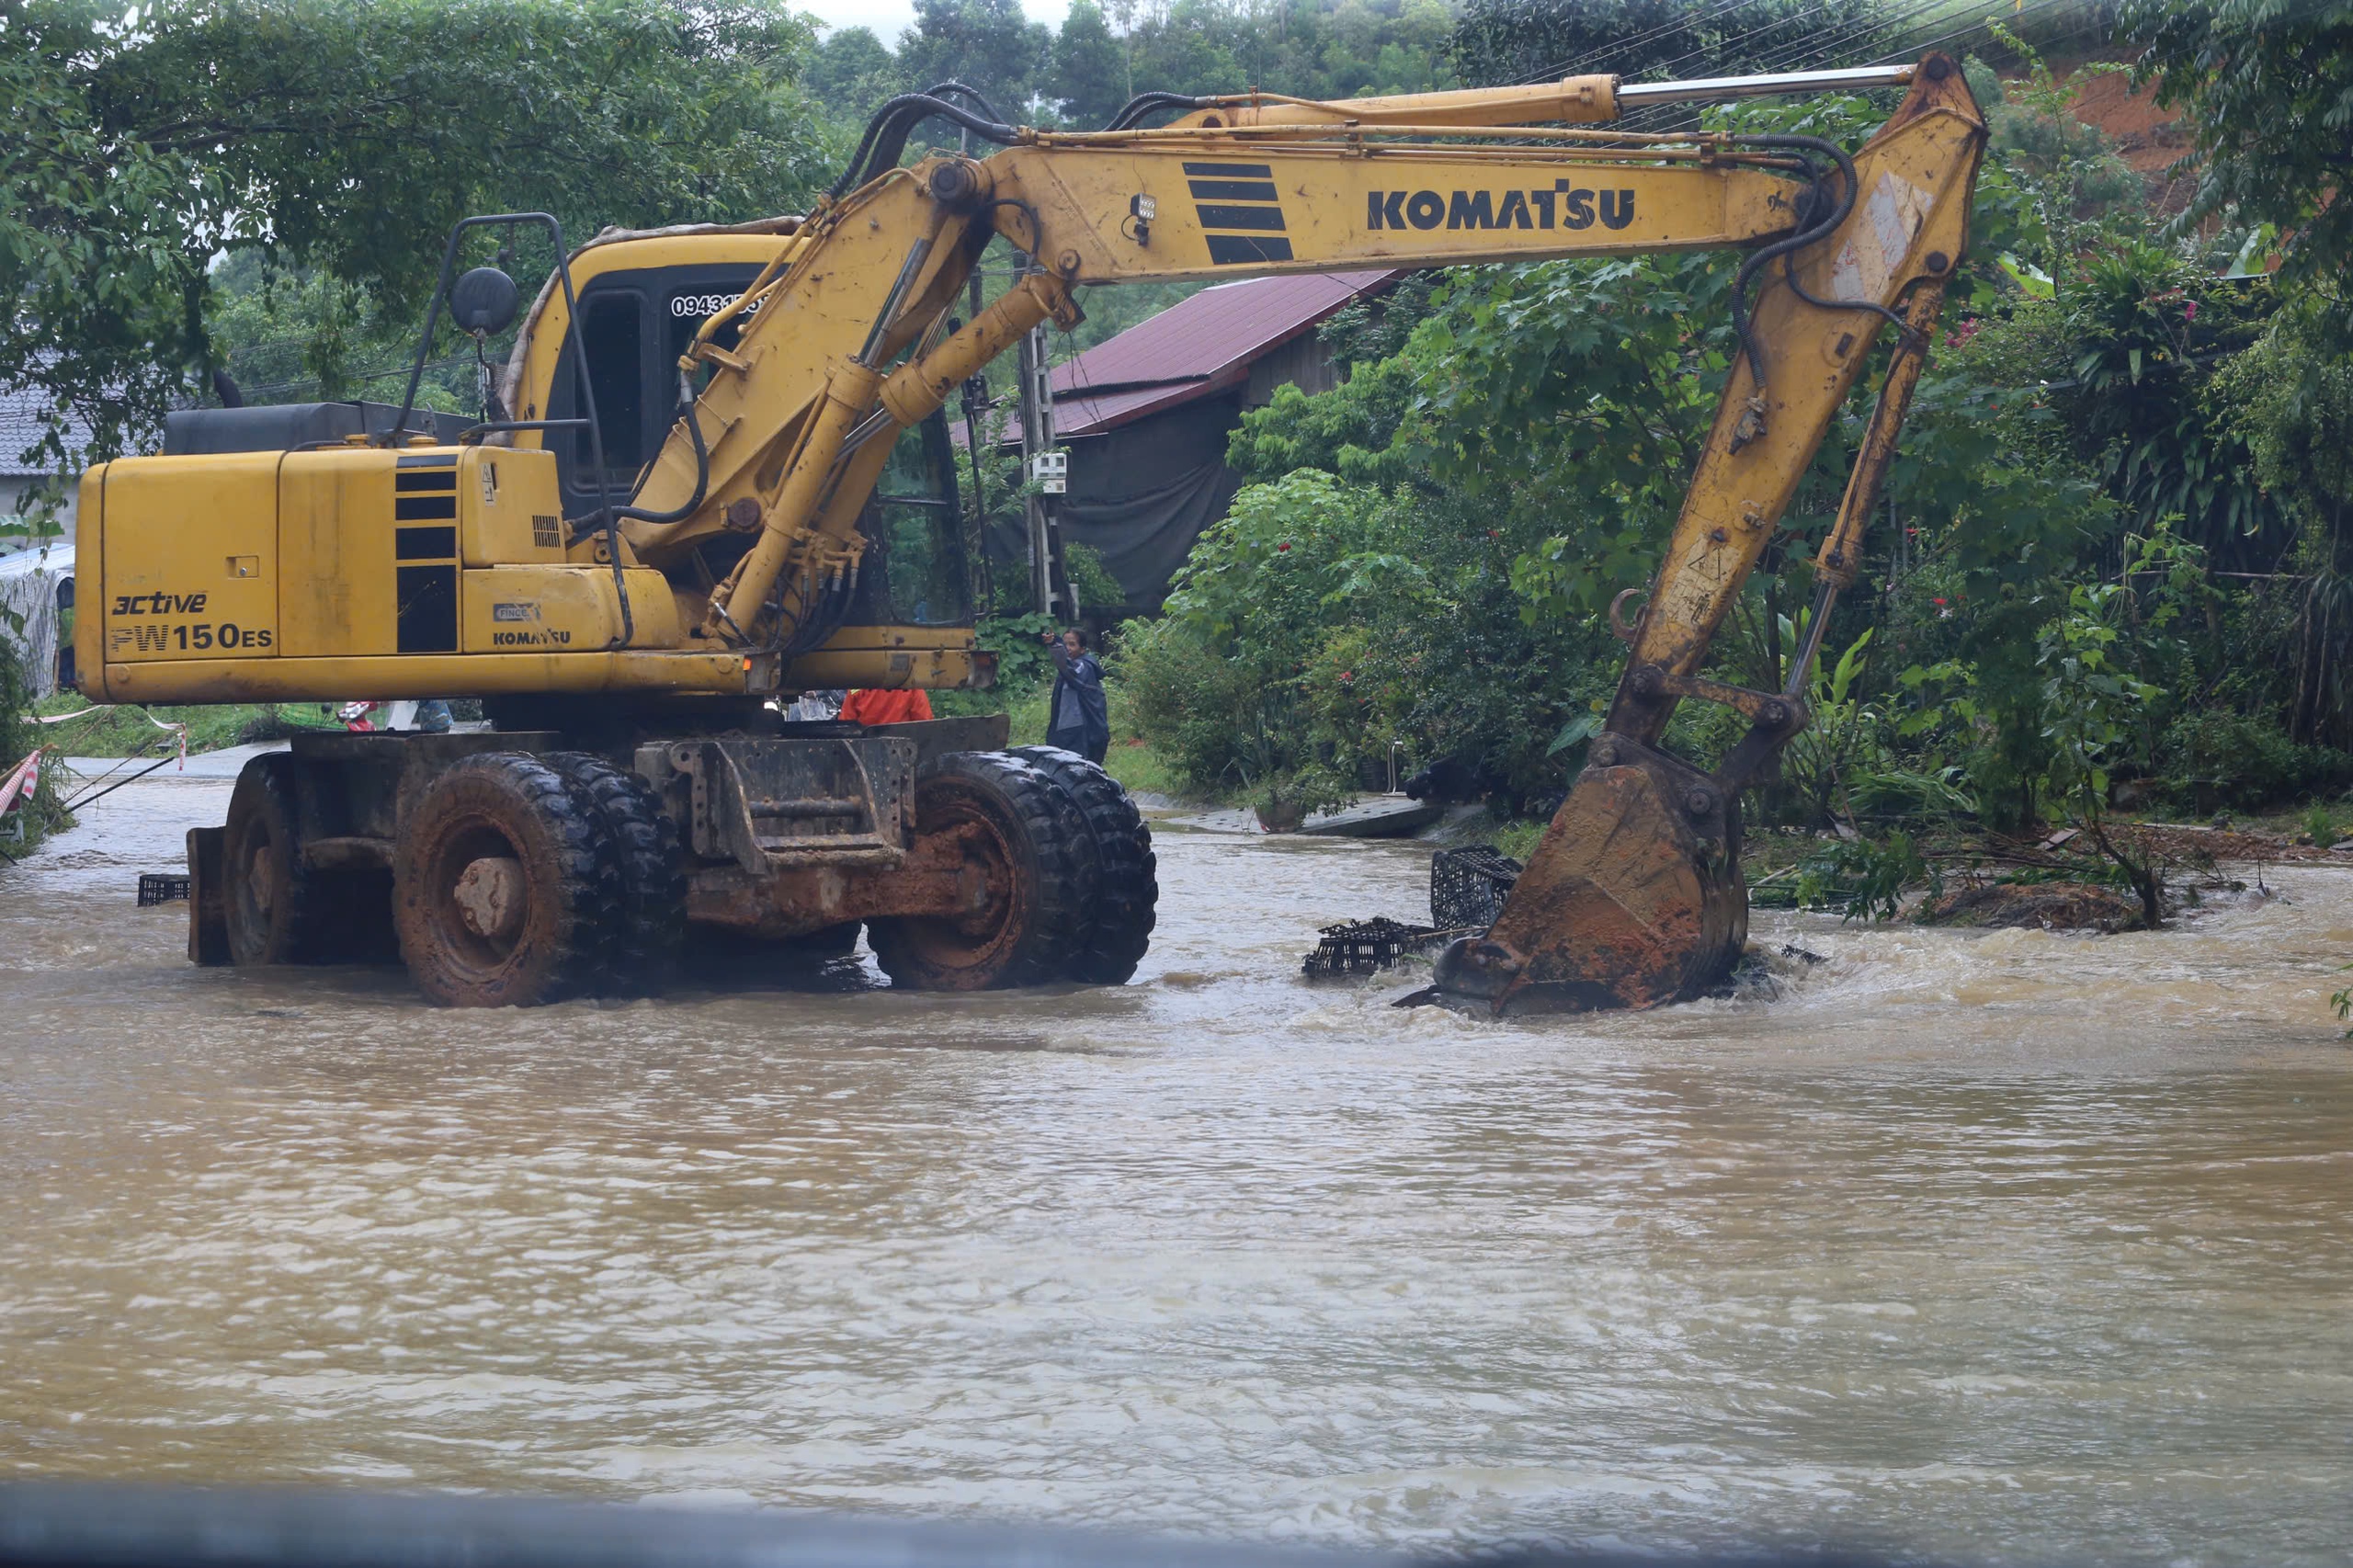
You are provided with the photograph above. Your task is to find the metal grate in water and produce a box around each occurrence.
[1303,917,1468,978]
[1429,845,1521,929]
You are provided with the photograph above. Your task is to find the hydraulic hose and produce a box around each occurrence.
[1103,90,1209,130]
[1780,249,1923,343]
[1722,132,1861,394]
[920,80,1006,122]
[610,369,710,525]
[828,94,1024,199]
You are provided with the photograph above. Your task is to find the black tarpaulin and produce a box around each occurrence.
[985,393,1243,616]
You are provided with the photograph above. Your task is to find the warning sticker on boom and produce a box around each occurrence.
[1828,171,1932,304]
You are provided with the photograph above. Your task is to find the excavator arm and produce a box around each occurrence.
[615,55,1986,1014]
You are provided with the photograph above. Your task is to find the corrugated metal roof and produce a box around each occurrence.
[0,385,96,476]
[1050,268,1402,437]
[1051,382,1220,435]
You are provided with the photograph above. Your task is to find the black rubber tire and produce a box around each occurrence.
[1011,745,1157,983]
[222,754,319,965]
[543,752,686,996]
[392,752,622,1007]
[868,751,1094,990]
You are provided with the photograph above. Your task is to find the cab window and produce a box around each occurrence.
[848,414,973,628]
[579,292,646,474]
[545,265,765,516]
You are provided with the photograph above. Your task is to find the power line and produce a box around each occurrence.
[1871,0,2091,62]
[1601,0,1927,130]
[1713,0,1944,84]
[1627,0,1909,81]
[236,355,470,401]
[1744,0,1957,68]
[1513,0,1781,85]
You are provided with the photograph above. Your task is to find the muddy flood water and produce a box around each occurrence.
[4,767,2351,1565]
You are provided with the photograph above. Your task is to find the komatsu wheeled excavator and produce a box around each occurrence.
[74,55,1984,1011]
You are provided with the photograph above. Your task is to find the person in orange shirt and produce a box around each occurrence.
[837,687,934,725]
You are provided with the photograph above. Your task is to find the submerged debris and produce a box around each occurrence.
[1919,880,2147,932]
[137,873,189,906]
[1303,917,1465,978]
[1429,845,1522,929]
[1304,846,1520,979]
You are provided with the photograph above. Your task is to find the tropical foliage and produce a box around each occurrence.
[1125,8,2353,861]
[3,0,838,523]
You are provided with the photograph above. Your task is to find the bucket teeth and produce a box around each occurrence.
[1432,733,1746,1016]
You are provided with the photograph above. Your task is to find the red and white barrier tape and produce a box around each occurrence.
[35,705,188,769]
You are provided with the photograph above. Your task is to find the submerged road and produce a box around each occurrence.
[3,770,2350,1564]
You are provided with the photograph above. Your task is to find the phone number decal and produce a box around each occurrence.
[670,293,764,318]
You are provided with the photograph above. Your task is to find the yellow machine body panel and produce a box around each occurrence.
[78,443,726,703]
[460,565,679,653]
[458,447,569,567]
[277,449,397,656]
[275,446,567,658]
[790,624,988,691]
[90,453,281,665]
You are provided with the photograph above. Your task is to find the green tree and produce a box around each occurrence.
[1052,0,1131,126]
[806,26,908,120]
[2123,0,2353,327]
[895,0,1050,112]
[3,0,836,506]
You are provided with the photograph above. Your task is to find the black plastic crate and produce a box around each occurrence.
[1303,916,1449,978]
[1430,844,1522,928]
[137,873,191,906]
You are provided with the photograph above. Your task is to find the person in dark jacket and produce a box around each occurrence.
[1042,627,1110,764]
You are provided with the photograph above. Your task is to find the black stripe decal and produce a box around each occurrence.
[395,454,456,469]
[1195,204,1287,232]
[1188,178,1279,201]
[1182,161,1272,177]
[394,470,457,492]
[394,564,458,653]
[395,525,457,562]
[394,494,457,521]
[1205,233,1295,265]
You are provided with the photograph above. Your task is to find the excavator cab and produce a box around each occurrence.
[535,252,974,631]
[540,260,764,508]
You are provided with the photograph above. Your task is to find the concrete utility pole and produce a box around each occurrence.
[1017,321,1075,618]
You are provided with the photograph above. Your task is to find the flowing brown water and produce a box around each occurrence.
[4,770,2350,1563]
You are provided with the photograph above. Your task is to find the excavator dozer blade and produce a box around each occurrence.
[1431,734,1746,1016]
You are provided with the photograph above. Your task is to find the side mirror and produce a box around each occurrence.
[450,266,519,335]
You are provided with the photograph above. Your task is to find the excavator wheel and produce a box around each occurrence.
[222,754,324,966]
[392,753,623,1007]
[1011,745,1157,983]
[542,752,687,997]
[868,751,1093,991]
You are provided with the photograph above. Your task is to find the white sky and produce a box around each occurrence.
[801,0,1074,48]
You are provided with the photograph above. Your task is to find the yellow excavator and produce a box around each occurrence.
[74,55,1985,1011]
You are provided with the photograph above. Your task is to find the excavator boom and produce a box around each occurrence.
[623,54,1984,1014]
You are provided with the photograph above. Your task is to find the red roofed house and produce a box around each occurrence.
[994,268,1402,614]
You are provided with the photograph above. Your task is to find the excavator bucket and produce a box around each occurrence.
[1432,734,1747,1016]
